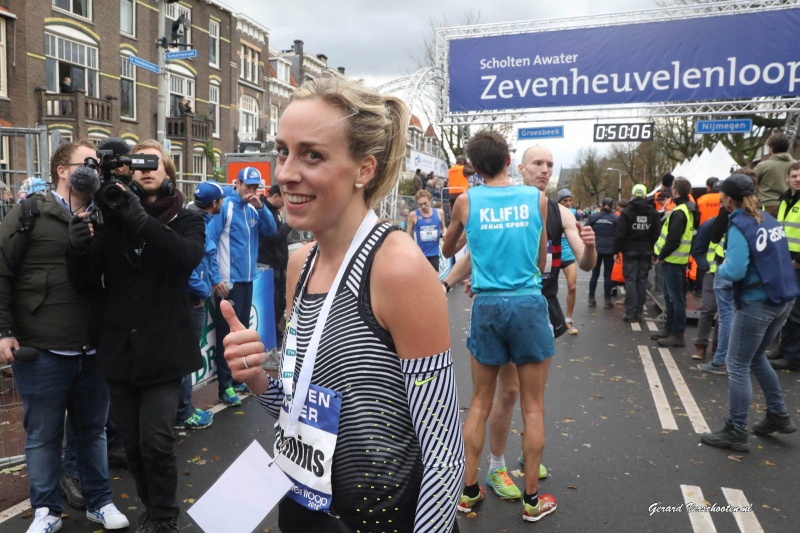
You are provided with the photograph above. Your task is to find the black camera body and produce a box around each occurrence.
[85,150,159,209]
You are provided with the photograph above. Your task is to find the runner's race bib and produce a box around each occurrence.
[419,224,438,242]
[274,382,342,512]
[541,240,553,278]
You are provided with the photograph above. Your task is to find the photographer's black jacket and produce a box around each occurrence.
[67,207,204,385]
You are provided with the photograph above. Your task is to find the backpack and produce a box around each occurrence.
[15,196,40,237]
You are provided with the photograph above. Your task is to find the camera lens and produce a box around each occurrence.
[101,182,124,208]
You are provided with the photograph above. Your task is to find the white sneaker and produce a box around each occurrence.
[86,503,130,530]
[26,508,62,533]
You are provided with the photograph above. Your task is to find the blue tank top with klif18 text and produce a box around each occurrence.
[465,185,543,293]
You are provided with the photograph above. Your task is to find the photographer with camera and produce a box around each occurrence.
[67,139,205,533]
[0,140,129,533]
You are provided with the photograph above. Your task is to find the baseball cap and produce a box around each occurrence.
[194,181,224,204]
[557,188,573,203]
[268,183,281,196]
[720,174,755,200]
[238,166,262,185]
[631,184,647,198]
[602,197,614,207]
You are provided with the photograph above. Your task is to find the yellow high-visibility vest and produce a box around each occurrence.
[654,203,694,265]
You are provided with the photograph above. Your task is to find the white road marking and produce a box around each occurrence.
[0,498,31,523]
[638,345,678,430]
[680,485,717,533]
[722,487,764,533]
[646,320,659,331]
[631,322,642,331]
[658,348,710,433]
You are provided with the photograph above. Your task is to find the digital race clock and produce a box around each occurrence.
[593,123,654,142]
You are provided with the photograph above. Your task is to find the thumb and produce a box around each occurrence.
[576,221,583,232]
[220,300,245,332]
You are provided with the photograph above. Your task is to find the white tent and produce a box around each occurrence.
[670,143,739,188]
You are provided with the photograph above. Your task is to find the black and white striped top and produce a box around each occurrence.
[266,223,426,532]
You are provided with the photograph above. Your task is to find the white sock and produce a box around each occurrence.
[489,454,506,471]
[566,317,573,324]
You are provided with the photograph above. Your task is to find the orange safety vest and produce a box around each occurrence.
[697,192,720,225]
[612,253,625,283]
[665,193,696,212]
[687,256,697,281]
[448,164,468,195]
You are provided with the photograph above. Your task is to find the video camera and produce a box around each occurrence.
[84,150,159,209]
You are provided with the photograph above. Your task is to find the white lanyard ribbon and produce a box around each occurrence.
[281,210,378,437]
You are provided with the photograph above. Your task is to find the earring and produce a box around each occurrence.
[355,181,364,189]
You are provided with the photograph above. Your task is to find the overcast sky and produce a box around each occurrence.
[233,0,662,171]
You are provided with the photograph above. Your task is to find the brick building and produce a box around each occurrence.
[0,0,342,197]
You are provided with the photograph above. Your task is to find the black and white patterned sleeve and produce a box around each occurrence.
[400,350,465,533]
[254,374,285,419]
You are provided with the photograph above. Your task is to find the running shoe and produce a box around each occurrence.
[86,503,129,529]
[183,408,213,430]
[219,386,242,406]
[522,493,558,522]
[456,486,485,513]
[486,467,521,500]
[518,454,549,479]
[233,382,251,394]
[697,362,727,375]
[566,321,579,335]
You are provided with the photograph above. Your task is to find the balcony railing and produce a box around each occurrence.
[166,115,210,141]
[37,90,112,124]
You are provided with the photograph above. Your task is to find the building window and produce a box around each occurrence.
[193,152,206,180]
[0,20,6,98]
[269,104,278,136]
[165,3,191,48]
[53,0,91,19]
[45,33,99,98]
[239,95,258,141]
[240,45,259,84]
[209,20,219,68]
[169,73,194,117]
[120,55,136,119]
[277,61,290,84]
[120,0,135,37]
[209,84,220,138]
[172,151,183,182]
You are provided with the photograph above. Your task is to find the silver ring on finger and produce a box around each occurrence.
[243,355,250,369]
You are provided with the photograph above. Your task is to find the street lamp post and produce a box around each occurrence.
[608,168,622,201]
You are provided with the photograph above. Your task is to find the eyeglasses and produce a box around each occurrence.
[64,163,87,167]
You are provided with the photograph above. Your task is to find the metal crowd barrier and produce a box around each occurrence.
[0,366,25,467]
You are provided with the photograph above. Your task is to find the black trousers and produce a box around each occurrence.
[108,379,182,521]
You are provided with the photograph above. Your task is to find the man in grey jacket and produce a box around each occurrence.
[756,132,795,218]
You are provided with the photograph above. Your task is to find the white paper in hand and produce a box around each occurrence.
[188,440,292,533]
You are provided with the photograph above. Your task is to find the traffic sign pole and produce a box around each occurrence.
[157,0,167,147]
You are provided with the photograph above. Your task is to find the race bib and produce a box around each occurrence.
[419,225,438,242]
[541,240,553,278]
[274,383,342,512]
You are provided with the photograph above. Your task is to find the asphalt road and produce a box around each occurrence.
[1,269,797,532]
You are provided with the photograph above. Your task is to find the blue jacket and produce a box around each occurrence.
[209,194,277,284]
[187,204,219,300]
[586,209,619,255]
[719,208,798,304]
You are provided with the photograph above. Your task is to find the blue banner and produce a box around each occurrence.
[449,9,800,112]
[518,126,564,140]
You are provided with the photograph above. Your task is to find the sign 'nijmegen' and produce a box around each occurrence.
[448,9,800,112]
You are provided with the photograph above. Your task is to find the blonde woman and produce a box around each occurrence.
[221,74,464,532]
